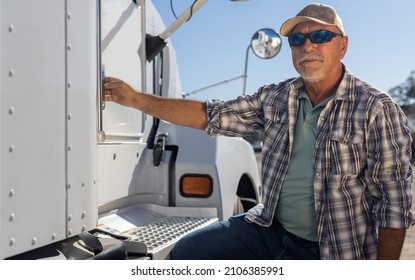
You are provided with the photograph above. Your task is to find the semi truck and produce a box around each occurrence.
[0,0,262,259]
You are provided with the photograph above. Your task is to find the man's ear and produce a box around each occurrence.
[340,36,348,59]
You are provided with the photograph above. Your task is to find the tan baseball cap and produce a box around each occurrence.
[280,3,346,36]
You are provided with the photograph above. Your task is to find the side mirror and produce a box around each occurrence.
[250,28,282,59]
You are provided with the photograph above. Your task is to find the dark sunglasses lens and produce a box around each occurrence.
[289,33,306,46]
[310,31,331,43]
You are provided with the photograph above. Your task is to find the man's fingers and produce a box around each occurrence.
[102,76,134,106]
[104,95,114,102]
[103,77,123,89]
[103,81,120,89]
[103,76,120,83]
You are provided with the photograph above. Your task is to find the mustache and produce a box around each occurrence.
[297,54,324,63]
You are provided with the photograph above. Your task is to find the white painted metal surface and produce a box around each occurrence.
[0,0,99,259]
[215,136,261,219]
[1,0,67,258]
[66,0,99,240]
[97,143,148,205]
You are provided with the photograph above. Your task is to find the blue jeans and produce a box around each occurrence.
[170,214,320,260]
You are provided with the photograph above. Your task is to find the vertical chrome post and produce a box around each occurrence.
[139,0,147,93]
[96,0,105,142]
[139,0,147,132]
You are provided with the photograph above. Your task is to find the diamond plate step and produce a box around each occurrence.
[96,204,218,259]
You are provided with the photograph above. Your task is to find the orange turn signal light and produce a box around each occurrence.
[180,175,213,197]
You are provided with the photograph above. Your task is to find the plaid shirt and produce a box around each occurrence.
[205,68,415,259]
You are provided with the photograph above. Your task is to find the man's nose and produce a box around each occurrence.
[301,37,317,50]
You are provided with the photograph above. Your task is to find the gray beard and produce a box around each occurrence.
[299,69,325,84]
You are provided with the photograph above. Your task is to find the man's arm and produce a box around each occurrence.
[103,77,208,130]
[377,227,406,260]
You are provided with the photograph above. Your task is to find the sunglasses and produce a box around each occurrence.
[288,30,343,47]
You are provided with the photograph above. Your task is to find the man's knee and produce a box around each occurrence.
[170,234,193,260]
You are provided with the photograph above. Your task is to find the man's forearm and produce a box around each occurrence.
[134,93,208,130]
[104,77,208,130]
[377,227,406,259]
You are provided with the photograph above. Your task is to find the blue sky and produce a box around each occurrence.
[152,0,415,101]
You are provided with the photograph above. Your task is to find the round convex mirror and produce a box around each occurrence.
[250,28,282,59]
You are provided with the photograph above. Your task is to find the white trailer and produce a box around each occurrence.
[0,0,261,259]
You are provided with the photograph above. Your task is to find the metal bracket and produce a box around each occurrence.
[153,133,168,166]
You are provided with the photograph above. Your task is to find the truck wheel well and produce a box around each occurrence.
[236,174,258,212]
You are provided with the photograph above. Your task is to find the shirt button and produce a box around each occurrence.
[315,172,320,177]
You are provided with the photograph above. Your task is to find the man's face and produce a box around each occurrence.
[290,22,348,84]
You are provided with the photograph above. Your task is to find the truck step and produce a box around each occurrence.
[128,216,213,253]
[96,205,218,259]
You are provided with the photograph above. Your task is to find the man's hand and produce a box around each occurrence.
[377,227,406,259]
[103,77,138,108]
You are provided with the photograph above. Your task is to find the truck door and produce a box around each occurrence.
[100,1,149,141]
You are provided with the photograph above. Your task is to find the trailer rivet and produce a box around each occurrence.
[51,233,56,241]
[67,183,72,189]
[8,69,15,77]
[67,81,72,88]
[9,238,15,246]
[67,113,72,120]
[68,229,72,236]
[67,13,72,20]
[9,145,15,153]
[67,214,72,222]
[81,211,86,219]
[31,237,37,246]
[8,25,14,32]
[9,213,15,222]
[9,189,15,198]
[67,44,72,51]
[8,107,14,115]
[81,225,87,232]
[67,145,72,151]
[81,181,85,187]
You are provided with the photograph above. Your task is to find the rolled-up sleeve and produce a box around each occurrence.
[368,100,415,228]
[204,90,267,137]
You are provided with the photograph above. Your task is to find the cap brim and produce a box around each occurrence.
[280,16,341,36]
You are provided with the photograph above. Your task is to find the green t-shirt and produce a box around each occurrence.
[275,91,330,242]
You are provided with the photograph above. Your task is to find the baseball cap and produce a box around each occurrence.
[280,3,346,36]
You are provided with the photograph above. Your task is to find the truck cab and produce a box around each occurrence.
[0,0,261,260]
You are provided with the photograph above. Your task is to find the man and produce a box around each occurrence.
[103,3,414,259]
